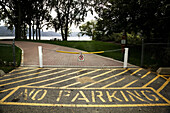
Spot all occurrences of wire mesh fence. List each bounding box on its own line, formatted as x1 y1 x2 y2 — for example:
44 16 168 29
141 39 170 71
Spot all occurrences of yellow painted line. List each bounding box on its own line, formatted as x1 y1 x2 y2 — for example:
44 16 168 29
0 67 28 78
61 82 80 88
0 68 59 87
0 69 71 93
91 69 116 79
141 72 151 79
0 68 40 82
2 85 162 89
157 77 170 93
159 75 170 76
122 80 139 88
0 87 15 93
151 87 170 104
122 71 151 88
81 69 129 88
9 67 28 73
0 102 169 107
130 68 142 75
42 69 101 87
9 68 40 76
159 75 170 82
0 87 20 102
101 77 125 88
61 69 116 88
142 75 160 87
27 69 85 86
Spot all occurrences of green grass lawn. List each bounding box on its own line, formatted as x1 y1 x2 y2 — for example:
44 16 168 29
31 40 142 67
0 43 21 73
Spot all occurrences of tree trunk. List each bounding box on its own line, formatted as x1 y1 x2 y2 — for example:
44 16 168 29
32 20 35 40
36 23 38 40
29 21 31 40
61 29 65 41
15 2 22 40
39 27 41 40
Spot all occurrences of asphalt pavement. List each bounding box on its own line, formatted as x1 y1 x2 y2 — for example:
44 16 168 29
0 67 169 113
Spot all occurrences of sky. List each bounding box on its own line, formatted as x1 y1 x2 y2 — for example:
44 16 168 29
46 9 98 32
0 10 98 33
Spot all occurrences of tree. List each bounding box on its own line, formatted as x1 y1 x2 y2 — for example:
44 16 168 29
79 20 97 40
0 0 24 39
0 0 52 40
50 0 93 41
94 0 170 42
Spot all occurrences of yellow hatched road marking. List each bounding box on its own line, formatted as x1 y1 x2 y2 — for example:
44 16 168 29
142 75 160 87
101 77 125 88
60 69 116 88
61 82 80 88
122 80 139 88
0 69 71 93
91 69 116 79
9 67 28 73
157 77 170 93
27 69 85 86
0 67 29 78
159 75 170 82
0 68 41 82
130 68 142 75
0 68 58 87
42 69 101 87
0 102 169 107
122 72 151 88
81 69 129 88
141 72 151 79
0 87 20 102
9 68 39 76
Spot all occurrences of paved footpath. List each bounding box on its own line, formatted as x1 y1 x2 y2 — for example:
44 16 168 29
0 41 169 113
0 41 132 67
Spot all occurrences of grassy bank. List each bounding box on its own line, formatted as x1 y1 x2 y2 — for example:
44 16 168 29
0 43 21 73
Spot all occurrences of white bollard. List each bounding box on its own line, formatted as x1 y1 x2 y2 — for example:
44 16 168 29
123 48 129 68
38 46 43 68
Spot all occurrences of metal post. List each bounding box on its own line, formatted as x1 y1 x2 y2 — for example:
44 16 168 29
123 48 129 68
12 39 16 66
38 46 43 68
141 39 144 67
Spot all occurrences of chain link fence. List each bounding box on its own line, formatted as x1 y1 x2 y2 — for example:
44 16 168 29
141 39 170 71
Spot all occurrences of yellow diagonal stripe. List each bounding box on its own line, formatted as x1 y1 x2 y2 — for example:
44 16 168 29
122 80 138 88
0 68 58 87
101 77 125 88
130 68 142 75
42 69 101 87
142 75 160 87
27 69 85 86
81 69 129 88
0 69 71 93
61 69 116 88
0 68 40 82
157 77 170 93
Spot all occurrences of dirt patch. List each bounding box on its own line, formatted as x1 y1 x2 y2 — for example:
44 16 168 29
76 77 95 84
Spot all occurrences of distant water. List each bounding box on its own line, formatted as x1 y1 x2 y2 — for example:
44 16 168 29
0 36 92 41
